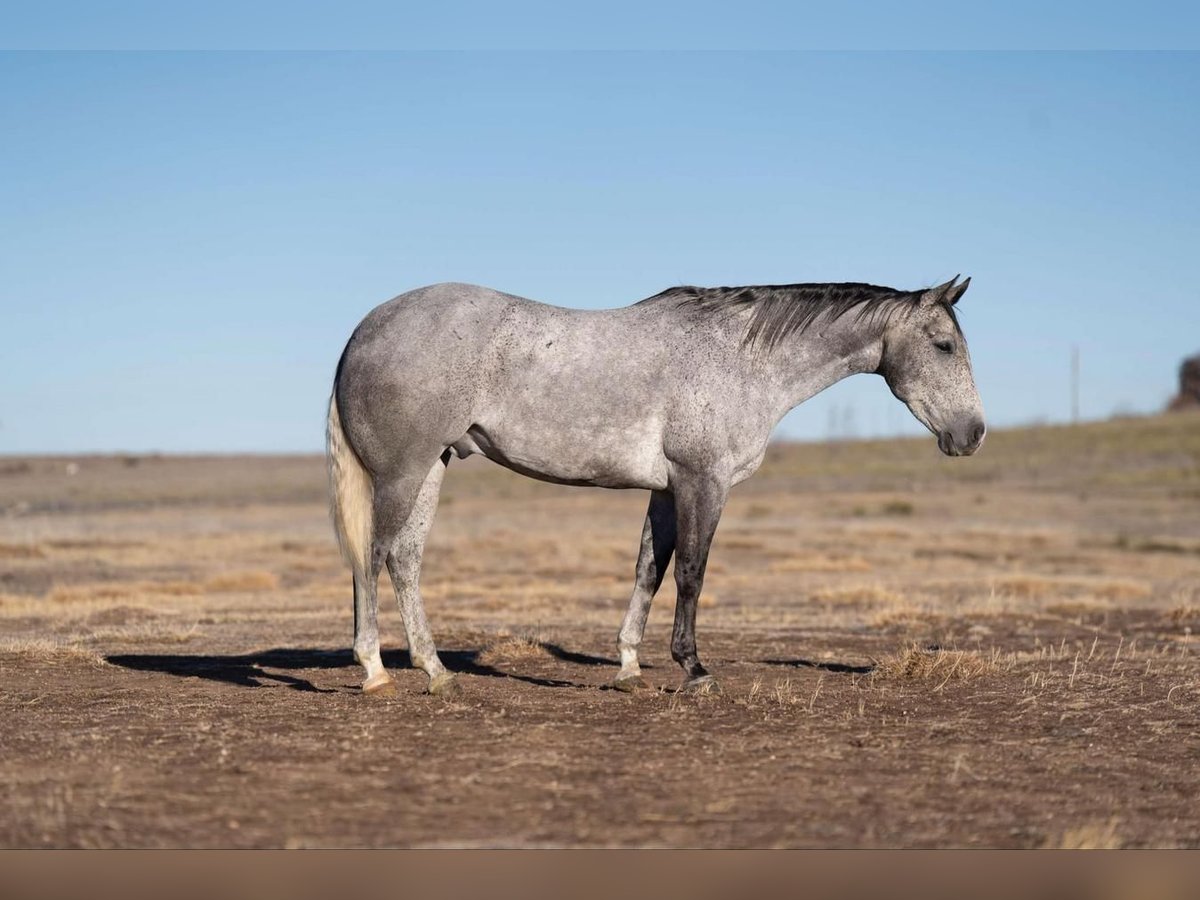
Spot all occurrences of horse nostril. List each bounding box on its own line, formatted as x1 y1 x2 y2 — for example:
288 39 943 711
970 422 986 446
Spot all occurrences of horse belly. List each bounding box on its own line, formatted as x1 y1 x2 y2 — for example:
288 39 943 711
461 417 668 490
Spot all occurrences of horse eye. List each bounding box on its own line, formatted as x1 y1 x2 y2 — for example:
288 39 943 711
934 339 954 354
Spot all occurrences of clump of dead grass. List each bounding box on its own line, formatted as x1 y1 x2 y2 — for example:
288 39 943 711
1170 604 1196 625
0 638 107 667
477 632 552 666
1047 818 1122 850
86 622 202 645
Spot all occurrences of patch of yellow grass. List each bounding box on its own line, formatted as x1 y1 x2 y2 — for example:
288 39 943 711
44 538 143 551
812 584 904 606
203 570 280 593
0 591 36 608
310 580 351 602
770 555 873 574
1048 818 1122 850
991 575 1150 601
722 537 768 552
49 581 201 603
0 638 107 666
1046 599 1118 618
0 542 45 559
1083 580 1152 601
86 622 202 645
871 608 936 629
0 592 190 619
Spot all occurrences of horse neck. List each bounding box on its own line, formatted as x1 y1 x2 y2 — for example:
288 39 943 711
754 313 886 421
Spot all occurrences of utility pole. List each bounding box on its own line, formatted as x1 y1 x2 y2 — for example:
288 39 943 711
1071 345 1080 424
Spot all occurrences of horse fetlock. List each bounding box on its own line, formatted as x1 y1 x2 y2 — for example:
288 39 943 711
676 654 710 681
670 643 697 666
353 641 379 665
618 640 641 666
614 644 646 691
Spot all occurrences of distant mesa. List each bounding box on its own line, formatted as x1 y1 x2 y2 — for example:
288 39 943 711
1167 353 1200 412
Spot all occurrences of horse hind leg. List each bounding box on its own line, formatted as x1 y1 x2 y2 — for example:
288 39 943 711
353 571 395 696
386 451 458 697
352 455 442 696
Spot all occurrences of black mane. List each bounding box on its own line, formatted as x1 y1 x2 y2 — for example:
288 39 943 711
638 282 945 351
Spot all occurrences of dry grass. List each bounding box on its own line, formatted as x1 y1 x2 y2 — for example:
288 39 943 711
48 581 201 603
84 622 203 645
1048 818 1123 850
769 554 873 574
812 583 904 607
44 538 144 551
0 542 45 559
29 571 281 608
879 499 915 516
203 570 280 593
1170 604 1196 625
0 592 186 619
0 638 107 667
990 575 1150 602
476 632 553 666
721 537 768 552
871 644 1013 683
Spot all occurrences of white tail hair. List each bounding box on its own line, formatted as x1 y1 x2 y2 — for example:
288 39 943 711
326 394 373 577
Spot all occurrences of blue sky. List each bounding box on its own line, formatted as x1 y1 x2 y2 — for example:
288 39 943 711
2 50 1198 453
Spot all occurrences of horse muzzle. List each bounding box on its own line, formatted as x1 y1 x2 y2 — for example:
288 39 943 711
938 420 986 457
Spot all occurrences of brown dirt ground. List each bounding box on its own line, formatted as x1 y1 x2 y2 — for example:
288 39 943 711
1 414 1199 847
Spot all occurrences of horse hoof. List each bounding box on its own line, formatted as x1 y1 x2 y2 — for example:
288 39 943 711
612 673 650 693
427 671 460 698
681 674 720 695
362 673 398 696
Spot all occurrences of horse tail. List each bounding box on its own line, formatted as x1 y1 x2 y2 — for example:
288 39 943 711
326 392 373 580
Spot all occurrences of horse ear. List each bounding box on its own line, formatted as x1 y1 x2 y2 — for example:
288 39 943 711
945 276 971 306
924 276 960 305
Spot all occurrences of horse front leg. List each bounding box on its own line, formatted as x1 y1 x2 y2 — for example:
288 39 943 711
614 490 676 691
669 471 729 693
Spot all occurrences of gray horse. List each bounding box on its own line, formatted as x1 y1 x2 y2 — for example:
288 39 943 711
327 277 984 696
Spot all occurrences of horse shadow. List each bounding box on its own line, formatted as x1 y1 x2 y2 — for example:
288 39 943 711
759 657 875 675
106 642 626 693
107 644 869 693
